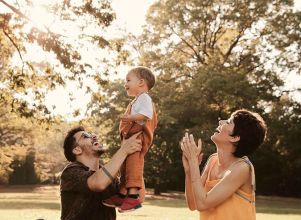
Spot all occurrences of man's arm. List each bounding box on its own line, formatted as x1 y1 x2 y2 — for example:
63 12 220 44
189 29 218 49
87 132 142 191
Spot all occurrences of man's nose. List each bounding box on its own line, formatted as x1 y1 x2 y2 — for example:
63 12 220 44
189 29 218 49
219 120 226 125
91 133 97 139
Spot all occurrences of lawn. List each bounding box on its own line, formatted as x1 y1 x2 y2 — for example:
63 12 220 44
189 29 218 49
0 185 300 220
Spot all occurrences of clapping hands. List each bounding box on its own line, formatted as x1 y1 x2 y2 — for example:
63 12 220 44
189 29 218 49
180 132 204 172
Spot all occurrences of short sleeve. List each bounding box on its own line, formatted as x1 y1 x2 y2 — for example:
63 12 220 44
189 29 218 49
60 166 94 193
132 93 153 119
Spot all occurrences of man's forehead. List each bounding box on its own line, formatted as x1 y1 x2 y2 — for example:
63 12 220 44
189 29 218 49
74 131 84 138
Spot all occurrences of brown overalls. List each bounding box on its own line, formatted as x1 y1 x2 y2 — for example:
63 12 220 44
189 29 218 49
119 99 157 198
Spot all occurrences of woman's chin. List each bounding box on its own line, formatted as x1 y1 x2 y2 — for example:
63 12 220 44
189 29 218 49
211 134 217 143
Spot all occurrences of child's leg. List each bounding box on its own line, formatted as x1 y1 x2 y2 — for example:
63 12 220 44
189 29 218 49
128 187 139 195
118 186 142 212
118 138 146 212
128 187 139 199
138 179 145 203
119 187 128 195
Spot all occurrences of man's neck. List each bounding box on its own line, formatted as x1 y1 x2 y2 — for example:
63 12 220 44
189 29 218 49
77 156 100 170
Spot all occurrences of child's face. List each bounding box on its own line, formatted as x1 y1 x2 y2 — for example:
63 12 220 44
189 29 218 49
124 71 142 96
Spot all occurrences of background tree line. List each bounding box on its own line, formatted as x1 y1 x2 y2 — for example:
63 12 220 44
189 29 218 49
1 0 301 197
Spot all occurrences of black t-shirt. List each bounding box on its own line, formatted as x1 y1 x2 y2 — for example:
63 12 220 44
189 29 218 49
60 161 117 220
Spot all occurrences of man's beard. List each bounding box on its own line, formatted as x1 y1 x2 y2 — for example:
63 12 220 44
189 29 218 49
94 148 106 157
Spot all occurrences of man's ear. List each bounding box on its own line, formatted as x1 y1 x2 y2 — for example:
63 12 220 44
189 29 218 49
72 146 82 156
230 135 240 143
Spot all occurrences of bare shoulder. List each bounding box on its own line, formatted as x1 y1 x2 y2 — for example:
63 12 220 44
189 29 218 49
229 160 251 180
232 160 251 172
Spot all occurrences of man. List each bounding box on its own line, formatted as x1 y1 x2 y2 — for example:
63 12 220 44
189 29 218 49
60 126 142 220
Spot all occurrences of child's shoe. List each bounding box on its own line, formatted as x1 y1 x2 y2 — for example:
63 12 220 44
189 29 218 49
102 194 125 208
118 197 142 213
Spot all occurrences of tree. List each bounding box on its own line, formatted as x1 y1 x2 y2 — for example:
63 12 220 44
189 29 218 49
90 0 301 195
136 0 301 196
0 0 119 118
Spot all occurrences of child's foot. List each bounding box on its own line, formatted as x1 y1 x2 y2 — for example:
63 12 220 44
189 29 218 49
118 197 142 213
102 194 125 208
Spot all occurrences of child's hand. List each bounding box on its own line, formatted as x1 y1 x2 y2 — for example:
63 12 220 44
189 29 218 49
121 114 132 122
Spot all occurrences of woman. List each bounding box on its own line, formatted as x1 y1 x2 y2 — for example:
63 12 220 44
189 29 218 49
181 109 266 220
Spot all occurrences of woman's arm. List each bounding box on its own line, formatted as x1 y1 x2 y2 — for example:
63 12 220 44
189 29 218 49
183 155 196 210
181 139 205 210
182 133 251 211
184 158 209 211
189 158 250 211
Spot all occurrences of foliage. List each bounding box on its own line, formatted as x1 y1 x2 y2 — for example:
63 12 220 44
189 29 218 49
0 0 300 198
0 102 69 184
0 0 126 185
0 0 121 118
89 0 301 196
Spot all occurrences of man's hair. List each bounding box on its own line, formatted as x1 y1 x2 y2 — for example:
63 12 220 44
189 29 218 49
231 109 267 157
129 66 155 90
63 126 85 162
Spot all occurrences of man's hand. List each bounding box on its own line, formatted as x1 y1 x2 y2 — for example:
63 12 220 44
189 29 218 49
121 132 142 155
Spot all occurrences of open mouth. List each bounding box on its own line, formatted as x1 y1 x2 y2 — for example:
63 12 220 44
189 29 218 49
92 141 101 148
215 128 220 133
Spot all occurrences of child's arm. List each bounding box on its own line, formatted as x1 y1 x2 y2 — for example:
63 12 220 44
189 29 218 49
121 113 149 122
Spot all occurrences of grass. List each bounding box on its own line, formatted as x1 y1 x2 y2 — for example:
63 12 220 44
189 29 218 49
0 185 300 220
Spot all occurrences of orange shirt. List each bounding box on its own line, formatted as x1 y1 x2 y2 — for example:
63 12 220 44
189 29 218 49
200 154 256 220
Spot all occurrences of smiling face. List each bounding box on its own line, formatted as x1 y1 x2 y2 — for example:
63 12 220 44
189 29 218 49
124 71 142 97
211 118 237 146
73 131 105 158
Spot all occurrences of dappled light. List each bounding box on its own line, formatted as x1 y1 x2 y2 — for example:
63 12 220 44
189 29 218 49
0 0 301 219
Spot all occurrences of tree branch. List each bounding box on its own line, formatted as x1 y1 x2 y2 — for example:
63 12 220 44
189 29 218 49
223 28 246 64
2 29 25 74
173 45 195 58
0 0 31 21
169 25 204 64
0 0 57 34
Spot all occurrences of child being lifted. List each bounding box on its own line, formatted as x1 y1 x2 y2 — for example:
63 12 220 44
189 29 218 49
103 66 158 213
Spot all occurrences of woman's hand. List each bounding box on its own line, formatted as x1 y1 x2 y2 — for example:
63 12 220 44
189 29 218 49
181 132 203 164
182 153 190 173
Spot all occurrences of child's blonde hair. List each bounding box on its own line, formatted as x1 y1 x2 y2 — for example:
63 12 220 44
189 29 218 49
129 66 155 90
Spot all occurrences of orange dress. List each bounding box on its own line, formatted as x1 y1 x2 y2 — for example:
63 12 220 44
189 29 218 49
200 154 256 220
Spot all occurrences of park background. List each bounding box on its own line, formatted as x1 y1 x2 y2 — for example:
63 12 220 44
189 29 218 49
0 0 301 219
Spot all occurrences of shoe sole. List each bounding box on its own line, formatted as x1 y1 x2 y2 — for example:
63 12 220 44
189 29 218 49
118 204 142 213
102 202 122 208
